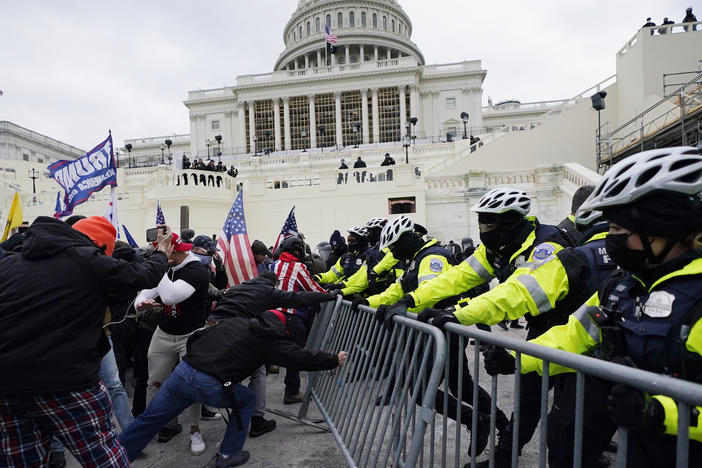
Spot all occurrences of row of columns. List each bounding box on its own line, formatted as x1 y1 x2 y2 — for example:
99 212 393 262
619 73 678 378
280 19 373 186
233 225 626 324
289 45 398 70
238 85 418 152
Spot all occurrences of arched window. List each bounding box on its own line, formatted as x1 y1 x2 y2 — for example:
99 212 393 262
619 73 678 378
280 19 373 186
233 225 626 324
326 14 331 28
315 17 320 32
337 12 343 28
293 30 296 40
391 19 395 32
372 13 377 28
399 23 402 35
350 11 355 27
383 16 387 30
299 26 302 39
307 21 311 35
361 12 366 27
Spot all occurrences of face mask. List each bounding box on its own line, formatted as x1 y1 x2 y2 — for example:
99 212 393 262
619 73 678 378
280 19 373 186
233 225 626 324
605 233 648 275
480 230 505 252
193 252 213 266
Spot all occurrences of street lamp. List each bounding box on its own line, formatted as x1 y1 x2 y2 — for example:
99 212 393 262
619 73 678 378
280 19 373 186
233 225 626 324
206 139 211 159
318 125 326 153
115 150 121 168
165 139 172 161
591 91 607 169
410 117 418 145
214 135 222 162
28 168 38 194
460 112 469 139
160 144 166 164
301 130 307 152
403 134 411 164
253 135 259 156
125 143 133 168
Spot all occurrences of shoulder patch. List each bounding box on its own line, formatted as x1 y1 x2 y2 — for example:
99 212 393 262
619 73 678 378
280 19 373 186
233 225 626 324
429 258 444 273
532 243 556 262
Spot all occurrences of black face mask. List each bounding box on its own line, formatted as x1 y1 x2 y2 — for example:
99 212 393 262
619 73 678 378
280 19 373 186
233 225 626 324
479 218 528 254
605 233 648 276
479 230 503 253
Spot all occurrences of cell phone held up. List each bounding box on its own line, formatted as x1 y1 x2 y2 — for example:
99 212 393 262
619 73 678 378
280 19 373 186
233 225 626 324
146 227 164 242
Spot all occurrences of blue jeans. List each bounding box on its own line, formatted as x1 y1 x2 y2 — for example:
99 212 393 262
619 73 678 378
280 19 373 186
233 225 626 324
118 361 255 461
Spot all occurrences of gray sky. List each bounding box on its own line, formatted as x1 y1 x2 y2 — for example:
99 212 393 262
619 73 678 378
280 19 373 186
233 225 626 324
0 0 693 150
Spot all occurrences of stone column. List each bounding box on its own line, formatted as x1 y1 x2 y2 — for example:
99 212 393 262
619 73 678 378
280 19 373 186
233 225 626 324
360 44 365 62
345 46 350 65
248 101 256 153
273 99 282 151
409 85 419 121
335 91 343 147
305 54 309 69
237 102 247 150
371 87 380 143
283 97 291 150
308 94 317 148
399 85 407 138
374 46 378 61
361 88 370 144
224 110 234 155
317 49 322 67
431 91 440 138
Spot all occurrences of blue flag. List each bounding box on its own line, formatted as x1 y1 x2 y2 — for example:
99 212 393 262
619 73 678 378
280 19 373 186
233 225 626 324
53 192 62 219
48 134 117 217
156 201 165 225
121 225 139 248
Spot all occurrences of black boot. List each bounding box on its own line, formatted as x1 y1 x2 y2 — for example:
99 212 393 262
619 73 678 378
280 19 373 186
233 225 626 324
466 413 490 459
249 415 276 437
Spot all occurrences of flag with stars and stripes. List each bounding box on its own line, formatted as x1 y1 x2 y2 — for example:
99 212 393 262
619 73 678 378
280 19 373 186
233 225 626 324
272 206 298 253
156 201 165 225
325 25 338 44
218 189 257 286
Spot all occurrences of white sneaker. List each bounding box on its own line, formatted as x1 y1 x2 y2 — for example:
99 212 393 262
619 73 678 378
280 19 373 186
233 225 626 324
190 431 206 455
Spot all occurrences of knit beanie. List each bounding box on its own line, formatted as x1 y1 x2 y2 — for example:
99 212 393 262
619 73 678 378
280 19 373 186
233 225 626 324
73 216 117 256
329 230 345 247
251 239 269 256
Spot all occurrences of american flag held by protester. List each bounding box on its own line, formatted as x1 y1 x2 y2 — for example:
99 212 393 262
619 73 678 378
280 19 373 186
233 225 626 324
217 189 258 286
272 206 298 253
156 200 165 225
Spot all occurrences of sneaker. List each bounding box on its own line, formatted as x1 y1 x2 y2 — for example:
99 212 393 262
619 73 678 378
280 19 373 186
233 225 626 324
157 423 182 443
215 451 250 468
283 392 303 404
190 431 206 455
497 320 509 331
201 407 222 420
48 451 66 468
249 416 277 438
267 365 279 374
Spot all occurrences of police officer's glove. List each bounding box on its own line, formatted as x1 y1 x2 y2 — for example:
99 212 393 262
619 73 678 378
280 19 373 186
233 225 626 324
417 307 453 324
431 313 459 331
375 295 414 327
325 282 345 291
483 346 515 376
607 384 664 430
351 295 369 313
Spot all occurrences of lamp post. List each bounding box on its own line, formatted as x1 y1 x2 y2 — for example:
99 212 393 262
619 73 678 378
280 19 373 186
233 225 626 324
403 134 411 164
115 150 121 168
214 135 222 162
253 135 259 156
318 125 326 153
125 143 133 168
301 130 307 152
410 117 418 145
591 91 607 170
28 168 38 194
206 139 211 159
460 112 469 139
165 139 172 163
159 144 165 164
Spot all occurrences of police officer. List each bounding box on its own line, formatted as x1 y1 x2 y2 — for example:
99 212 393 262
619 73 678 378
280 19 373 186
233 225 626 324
315 226 382 289
421 206 616 466
494 147 702 467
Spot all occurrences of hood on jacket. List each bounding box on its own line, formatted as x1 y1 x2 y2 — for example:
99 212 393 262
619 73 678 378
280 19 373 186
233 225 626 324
249 310 289 339
278 251 300 263
21 216 98 260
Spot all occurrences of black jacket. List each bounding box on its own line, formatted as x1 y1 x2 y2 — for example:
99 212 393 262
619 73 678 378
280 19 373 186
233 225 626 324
208 276 333 321
184 312 338 384
0 217 169 396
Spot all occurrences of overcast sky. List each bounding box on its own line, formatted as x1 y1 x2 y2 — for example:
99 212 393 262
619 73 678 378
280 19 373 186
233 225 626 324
0 0 694 150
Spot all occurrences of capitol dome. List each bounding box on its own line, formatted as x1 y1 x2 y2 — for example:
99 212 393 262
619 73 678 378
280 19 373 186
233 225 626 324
275 0 424 71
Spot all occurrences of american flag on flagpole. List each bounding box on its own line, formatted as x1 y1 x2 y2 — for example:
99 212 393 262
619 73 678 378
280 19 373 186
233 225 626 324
218 189 258 286
272 206 298 253
156 201 165 225
53 192 62 219
325 25 338 44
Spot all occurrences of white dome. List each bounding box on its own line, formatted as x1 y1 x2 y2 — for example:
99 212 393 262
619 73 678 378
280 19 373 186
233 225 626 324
276 0 423 71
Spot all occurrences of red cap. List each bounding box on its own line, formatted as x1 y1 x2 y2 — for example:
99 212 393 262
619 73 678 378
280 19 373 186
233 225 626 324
170 232 192 252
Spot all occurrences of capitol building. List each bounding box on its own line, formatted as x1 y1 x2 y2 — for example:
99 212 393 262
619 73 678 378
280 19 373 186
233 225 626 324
1 0 701 246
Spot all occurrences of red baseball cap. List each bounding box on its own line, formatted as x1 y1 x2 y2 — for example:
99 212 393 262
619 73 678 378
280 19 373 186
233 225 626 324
170 232 192 252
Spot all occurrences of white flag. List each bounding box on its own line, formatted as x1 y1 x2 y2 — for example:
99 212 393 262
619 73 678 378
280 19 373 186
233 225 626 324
103 186 120 238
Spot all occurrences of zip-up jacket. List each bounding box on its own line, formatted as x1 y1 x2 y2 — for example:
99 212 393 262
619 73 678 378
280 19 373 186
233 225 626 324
341 248 401 296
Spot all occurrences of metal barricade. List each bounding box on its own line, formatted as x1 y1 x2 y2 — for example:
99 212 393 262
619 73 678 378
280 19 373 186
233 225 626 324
299 298 447 467
440 324 702 468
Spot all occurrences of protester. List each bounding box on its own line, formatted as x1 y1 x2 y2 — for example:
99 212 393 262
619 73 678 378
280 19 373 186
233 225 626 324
0 216 170 468
135 232 211 455
380 153 396 166
251 239 272 274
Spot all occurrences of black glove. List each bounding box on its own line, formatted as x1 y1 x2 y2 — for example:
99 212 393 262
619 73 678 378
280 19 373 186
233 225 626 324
323 292 338 302
432 313 459 330
325 283 344 291
483 346 515 376
375 295 414 328
351 295 369 313
417 308 447 323
607 384 664 430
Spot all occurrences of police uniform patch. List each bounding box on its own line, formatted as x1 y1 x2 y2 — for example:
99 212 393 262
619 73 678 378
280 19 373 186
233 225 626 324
429 258 444 273
532 244 556 262
356 259 363 266
643 291 675 318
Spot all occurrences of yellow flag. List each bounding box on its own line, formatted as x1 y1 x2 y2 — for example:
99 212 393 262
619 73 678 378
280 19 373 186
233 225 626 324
1 192 23 242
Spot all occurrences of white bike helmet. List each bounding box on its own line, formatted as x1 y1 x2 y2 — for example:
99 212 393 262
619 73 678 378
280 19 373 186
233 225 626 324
472 188 531 216
580 147 702 212
347 226 368 238
365 217 388 229
379 216 414 250
574 208 602 228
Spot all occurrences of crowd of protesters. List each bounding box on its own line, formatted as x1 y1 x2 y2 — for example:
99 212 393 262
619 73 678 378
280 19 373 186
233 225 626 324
182 156 238 177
